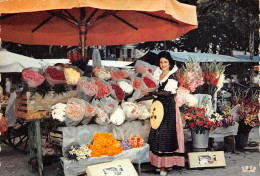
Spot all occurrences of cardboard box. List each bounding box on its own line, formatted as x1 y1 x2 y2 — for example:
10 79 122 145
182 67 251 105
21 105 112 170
86 158 138 176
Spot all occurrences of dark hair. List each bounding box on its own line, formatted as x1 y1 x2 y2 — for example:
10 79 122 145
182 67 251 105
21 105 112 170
54 63 64 67
157 51 175 70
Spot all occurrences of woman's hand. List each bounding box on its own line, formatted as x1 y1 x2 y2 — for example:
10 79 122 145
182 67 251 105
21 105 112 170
142 91 149 95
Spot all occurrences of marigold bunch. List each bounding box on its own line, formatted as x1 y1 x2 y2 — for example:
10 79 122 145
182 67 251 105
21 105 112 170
88 132 123 157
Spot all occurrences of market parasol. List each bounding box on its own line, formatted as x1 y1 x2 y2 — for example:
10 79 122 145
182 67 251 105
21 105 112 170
0 0 197 59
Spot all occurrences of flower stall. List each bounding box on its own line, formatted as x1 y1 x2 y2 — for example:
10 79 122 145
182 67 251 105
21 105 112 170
10 64 156 175
5 55 257 175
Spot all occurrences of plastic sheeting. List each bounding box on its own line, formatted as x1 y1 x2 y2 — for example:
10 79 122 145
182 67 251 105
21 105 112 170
60 144 149 176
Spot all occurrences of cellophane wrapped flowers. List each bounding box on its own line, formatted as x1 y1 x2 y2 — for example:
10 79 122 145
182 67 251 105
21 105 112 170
110 106 125 125
22 68 45 87
66 98 85 122
68 144 91 161
88 132 123 157
111 83 125 101
78 77 96 97
93 66 111 80
118 80 134 95
93 79 111 99
64 67 81 85
128 136 144 148
121 102 140 120
52 103 67 122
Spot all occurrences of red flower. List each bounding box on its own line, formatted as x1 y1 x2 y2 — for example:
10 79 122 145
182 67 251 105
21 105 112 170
189 123 195 129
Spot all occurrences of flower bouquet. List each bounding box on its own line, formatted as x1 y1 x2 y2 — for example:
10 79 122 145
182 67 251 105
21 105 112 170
110 106 126 126
64 66 83 86
233 88 260 131
65 98 85 126
118 79 134 95
128 135 145 148
134 60 154 74
195 62 228 97
88 132 123 157
68 144 92 161
77 77 96 97
22 67 45 87
45 66 66 85
176 60 204 93
141 73 158 92
110 81 125 101
110 67 125 82
91 78 111 99
210 105 235 127
183 106 217 134
93 66 111 80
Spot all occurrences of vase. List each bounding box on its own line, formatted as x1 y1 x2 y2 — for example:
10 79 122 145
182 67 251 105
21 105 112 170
191 130 209 149
236 122 252 147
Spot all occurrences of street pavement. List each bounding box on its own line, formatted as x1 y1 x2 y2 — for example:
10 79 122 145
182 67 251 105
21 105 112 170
0 126 259 176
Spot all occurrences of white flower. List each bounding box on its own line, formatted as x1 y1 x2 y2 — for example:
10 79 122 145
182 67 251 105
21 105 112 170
118 81 133 94
110 106 125 125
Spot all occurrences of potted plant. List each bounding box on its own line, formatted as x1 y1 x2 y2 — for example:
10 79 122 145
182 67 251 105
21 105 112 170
183 106 217 149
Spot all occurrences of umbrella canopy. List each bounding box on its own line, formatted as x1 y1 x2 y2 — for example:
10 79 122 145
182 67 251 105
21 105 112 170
0 50 48 72
151 51 254 62
0 0 197 49
129 51 254 66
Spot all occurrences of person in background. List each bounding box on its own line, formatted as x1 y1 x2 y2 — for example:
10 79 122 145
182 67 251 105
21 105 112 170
54 63 65 67
137 51 184 176
5 77 12 97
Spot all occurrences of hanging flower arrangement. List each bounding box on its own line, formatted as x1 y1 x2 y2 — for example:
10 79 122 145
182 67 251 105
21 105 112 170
88 132 123 157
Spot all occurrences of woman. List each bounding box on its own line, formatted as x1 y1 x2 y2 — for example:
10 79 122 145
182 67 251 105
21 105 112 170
138 51 184 176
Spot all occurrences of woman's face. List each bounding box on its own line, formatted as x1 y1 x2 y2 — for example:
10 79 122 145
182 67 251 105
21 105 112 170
160 57 170 71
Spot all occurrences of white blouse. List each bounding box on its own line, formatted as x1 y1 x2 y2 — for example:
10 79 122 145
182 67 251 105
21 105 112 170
153 65 178 94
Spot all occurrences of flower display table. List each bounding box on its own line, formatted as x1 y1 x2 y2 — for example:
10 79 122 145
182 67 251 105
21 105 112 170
60 120 150 176
60 144 149 176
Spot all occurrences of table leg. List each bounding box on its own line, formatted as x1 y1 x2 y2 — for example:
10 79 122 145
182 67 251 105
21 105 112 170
138 164 141 176
232 135 236 153
35 121 43 176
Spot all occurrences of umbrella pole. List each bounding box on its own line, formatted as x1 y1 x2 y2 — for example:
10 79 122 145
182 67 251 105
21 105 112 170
79 24 87 60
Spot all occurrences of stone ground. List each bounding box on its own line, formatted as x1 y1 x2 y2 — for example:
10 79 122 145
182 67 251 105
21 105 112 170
0 126 259 176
